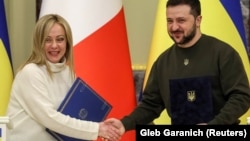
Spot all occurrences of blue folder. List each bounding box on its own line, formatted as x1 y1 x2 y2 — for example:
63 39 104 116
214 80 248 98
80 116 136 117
169 76 214 125
46 77 112 141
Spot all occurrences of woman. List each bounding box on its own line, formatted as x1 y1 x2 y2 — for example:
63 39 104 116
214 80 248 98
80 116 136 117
6 14 120 141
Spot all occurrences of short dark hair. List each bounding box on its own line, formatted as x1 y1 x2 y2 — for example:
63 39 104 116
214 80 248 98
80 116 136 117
166 0 201 18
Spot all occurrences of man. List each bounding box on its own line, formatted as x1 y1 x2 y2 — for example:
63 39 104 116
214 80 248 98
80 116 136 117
107 0 250 134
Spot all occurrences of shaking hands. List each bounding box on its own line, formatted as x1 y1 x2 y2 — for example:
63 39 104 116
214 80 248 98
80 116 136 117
98 118 125 141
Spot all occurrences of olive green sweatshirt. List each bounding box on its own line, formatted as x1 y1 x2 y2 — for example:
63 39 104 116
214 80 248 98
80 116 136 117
122 34 250 130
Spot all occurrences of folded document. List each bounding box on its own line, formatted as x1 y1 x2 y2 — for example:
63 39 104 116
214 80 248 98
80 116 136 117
46 77 112 141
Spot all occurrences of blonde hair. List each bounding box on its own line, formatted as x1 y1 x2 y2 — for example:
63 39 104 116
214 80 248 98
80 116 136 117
19 14 75 79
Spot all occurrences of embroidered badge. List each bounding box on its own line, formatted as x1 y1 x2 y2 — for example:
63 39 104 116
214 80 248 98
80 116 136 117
184 58 189 66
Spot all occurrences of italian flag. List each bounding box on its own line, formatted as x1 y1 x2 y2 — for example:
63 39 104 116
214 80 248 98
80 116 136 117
40 0 136 140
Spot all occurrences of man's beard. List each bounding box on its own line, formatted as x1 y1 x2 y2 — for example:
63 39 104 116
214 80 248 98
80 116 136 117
169 24 196 45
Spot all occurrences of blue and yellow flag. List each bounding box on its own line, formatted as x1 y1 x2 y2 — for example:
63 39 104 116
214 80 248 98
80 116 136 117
144 0 250 124
0 0 13 116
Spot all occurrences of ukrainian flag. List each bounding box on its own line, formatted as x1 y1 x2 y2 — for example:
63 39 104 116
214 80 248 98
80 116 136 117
0 0 13 116
144 0 250 124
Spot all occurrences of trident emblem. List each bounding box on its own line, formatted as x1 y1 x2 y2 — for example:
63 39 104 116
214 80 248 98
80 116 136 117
184 58 189 66
187 90 196 102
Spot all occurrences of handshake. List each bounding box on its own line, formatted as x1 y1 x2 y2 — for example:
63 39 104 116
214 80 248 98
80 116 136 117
98 118 125 141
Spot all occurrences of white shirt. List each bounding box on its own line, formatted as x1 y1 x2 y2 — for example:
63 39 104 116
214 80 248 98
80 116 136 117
6 61 99 141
